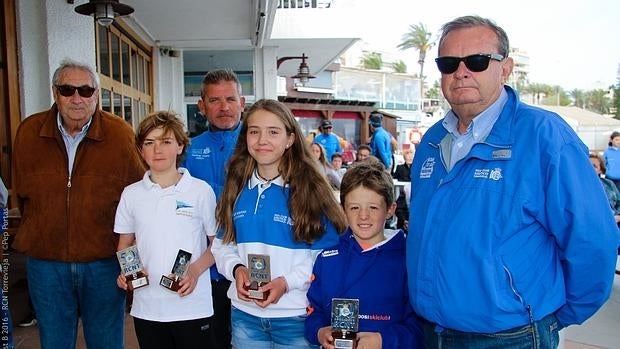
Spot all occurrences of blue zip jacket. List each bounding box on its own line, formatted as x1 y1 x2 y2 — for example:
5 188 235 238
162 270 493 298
407 86 620 333
183 124 241 199
370 127 392 169
306 229 423 348
314 133 342 162
182 123 241 280
603 146 620 180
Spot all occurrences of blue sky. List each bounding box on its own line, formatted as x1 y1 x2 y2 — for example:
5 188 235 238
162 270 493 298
338 0 619 91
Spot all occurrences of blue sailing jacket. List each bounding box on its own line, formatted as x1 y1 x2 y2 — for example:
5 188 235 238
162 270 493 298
407 86 620 333
306 229 423 348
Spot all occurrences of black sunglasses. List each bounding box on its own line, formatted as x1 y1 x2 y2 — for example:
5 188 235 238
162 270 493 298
435 53 504 74
55 84 97 98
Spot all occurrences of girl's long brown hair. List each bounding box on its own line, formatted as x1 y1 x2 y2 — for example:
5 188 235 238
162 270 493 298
216 99 346 244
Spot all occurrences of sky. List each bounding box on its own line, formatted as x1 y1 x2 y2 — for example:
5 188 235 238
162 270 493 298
337 0 620 91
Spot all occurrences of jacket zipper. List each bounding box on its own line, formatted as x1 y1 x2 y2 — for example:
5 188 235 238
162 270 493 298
502 264 526 307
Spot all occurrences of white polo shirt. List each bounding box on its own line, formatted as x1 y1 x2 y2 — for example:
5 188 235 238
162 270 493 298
114 168 217 322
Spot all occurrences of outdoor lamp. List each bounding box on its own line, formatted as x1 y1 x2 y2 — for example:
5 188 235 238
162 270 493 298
277 53 315 86
75 0 134 27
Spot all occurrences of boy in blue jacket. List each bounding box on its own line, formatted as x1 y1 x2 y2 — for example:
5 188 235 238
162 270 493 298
305 161 423 348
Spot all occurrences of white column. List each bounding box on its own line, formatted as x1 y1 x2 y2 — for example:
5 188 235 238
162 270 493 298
17 0 96 118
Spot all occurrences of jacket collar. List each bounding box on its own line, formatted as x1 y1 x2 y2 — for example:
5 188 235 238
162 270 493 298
426 85 519 148
40 104 105 142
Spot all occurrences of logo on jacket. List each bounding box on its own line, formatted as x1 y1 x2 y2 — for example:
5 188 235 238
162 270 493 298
473 168 503 181
176 200 194 217
322 249 339 257
189 147 211 160
419 157 435 179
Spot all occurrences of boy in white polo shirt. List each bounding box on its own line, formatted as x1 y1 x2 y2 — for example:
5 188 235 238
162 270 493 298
114 111 217 348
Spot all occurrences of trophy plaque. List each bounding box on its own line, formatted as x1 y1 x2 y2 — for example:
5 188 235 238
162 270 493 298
116 245 149 290
159 249 192 292
331 298 359 349
244 254 271 300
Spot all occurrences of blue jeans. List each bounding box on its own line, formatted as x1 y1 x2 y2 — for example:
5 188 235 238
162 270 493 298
231 306 317 349
423 313 560 349
27 257 125 349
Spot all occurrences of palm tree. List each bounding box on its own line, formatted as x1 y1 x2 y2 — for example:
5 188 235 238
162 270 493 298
570 89 586 108
391 60 407 74
360 51 383 70
398 23 434 103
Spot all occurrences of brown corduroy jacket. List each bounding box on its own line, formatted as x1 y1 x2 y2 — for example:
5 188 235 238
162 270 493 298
12 105 145 262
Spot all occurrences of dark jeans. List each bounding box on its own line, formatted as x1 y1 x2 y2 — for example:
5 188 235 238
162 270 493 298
134 316 211 349
210 278 232 348
423 313 560 349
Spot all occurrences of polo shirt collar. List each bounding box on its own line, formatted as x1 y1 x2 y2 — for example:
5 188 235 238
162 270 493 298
249 169 284 189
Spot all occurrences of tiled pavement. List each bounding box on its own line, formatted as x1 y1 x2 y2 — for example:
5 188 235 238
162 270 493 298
7 251 620 349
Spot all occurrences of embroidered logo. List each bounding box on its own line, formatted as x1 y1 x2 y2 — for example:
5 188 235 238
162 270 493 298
473 168 503 181
473 169 490 178
233 210 247 220
175 200 194 217
189 147 211 160
419 157 435 179
489 168 503 181
322 249 339 257
273 214 294 226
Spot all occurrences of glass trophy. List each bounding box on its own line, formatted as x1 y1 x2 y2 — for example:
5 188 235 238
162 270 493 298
159 249 192 292
244 254 271 300
116 245 149 290
331 298 359 349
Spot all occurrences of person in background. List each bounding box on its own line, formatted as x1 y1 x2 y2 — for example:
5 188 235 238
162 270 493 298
0 176 7 208
12 59 145 348
368 112 393 170
392 148 414 232
589 153 620 224
331 152 347 179
603 131 620 192
407 15 619 348
115 111 217 348
311 142 342 189
313 120 342 162
182 69 245 348
305 161 423 349
211 99 346 349
356 144 372 162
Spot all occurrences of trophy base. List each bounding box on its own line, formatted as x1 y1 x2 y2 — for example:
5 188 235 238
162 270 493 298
159 275 181 292
244 281 269 300
332 330 357 349
127 272 149 290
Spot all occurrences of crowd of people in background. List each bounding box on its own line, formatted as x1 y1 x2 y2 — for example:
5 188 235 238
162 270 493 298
5 14 620 349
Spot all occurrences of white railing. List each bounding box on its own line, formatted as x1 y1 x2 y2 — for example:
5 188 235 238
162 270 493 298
277 0 332 9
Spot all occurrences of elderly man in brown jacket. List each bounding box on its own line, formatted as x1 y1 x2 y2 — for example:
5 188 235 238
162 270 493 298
12 59 144 349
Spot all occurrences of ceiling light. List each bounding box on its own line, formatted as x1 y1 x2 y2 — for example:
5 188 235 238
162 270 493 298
75 0 134 27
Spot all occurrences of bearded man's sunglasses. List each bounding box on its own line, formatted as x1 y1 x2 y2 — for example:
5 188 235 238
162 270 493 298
55 85 97 98
435 53 504 74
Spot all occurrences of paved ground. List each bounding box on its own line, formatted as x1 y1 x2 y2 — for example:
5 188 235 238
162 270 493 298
562 258 620 349
6 251 620 348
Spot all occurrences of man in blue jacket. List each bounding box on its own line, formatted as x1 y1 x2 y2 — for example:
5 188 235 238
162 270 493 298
368 112 392 170
313 120 342 162
407 15 620 348
183 69 244 349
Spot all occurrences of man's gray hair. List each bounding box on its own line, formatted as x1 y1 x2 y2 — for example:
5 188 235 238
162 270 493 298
438 15 510 57
201 69 242 98
52 59 100 89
